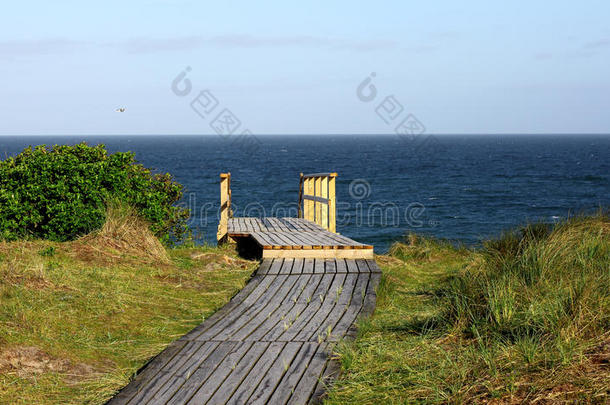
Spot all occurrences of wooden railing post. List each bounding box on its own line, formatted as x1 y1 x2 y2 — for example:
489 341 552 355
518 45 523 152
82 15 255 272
217 172 231 243
321 176 329 229
298 173 304 218
305 177 314 222
314 176 321 225
328 173 336 233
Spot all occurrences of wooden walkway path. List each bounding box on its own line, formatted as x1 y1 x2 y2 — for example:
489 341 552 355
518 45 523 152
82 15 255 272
109 257 380 405
109 173 381 404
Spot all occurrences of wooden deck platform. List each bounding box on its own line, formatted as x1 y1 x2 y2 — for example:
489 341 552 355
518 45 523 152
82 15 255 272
228 218 374 259
108 258 381 405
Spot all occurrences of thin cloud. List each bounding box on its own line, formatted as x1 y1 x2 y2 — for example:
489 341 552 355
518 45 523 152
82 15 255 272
0 35 397 57
0 39 86 57
121 36 205 53
121 35 397 53
583 38 610 49
534 37 610 60
533 52 553 60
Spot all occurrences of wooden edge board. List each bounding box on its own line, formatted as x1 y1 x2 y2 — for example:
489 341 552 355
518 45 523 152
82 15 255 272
262 249 374 259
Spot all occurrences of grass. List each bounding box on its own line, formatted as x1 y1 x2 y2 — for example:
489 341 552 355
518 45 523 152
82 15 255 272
326 214 610 404
0 204 257 404
1 207 608 404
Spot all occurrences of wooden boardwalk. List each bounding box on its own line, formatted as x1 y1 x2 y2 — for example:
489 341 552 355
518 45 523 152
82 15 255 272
109 257 381 405
109 173 381 404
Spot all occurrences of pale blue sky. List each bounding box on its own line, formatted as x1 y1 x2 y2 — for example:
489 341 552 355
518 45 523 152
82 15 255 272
1 0 609 135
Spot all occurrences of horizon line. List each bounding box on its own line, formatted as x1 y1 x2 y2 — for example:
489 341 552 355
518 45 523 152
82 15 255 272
1 133 610 137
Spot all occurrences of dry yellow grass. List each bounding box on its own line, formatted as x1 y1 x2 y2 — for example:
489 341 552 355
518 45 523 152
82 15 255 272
71 202 170 265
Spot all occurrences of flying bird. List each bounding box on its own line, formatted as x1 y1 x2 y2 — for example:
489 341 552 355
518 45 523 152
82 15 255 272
115 107 126 113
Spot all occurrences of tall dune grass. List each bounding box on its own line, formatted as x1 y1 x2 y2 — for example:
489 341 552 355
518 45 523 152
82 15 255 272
443 214 609 347
327 214 609 403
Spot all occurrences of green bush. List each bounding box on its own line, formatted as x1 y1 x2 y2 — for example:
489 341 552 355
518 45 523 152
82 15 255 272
0 143 189 244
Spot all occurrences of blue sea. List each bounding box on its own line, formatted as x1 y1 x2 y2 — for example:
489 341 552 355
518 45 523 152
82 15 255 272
1 135 608 252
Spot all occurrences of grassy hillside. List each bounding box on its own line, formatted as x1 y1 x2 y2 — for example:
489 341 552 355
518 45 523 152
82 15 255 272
0 205 257 404
326 215 609 404
1 210 608 404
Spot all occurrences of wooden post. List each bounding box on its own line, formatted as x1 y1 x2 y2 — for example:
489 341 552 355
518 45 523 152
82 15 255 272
328 173 337 233
298 173 304 218
321 176 328 229
314 176 321 226
305 178 314 222
217 172 231 243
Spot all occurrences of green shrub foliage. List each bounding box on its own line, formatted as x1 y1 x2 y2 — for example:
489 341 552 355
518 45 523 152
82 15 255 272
0 143 189 243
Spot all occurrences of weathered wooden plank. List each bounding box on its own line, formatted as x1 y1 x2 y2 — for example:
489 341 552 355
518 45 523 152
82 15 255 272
266 342 319 403
225 273 303 341
269 232 297 248
279 258 295 274
165 342 237 405
194 275 280 341
250 232 273 248
255 259 273 276
290 258 304 275
260 273 324 342
314 259 325 274
275 274 335 342
325 259 337 274
288 343 331 404
308 347 341 404
277 217 297 231
178 274 265 342
267 258 285 274
225 342 285 405
302 258 314 274
209 274 293 341
268 217 291 232
246 342 303 405
335 259 348 274
282 217 308 231
345 259 359 274
294 273 347 342
310 273 358 342
330 273 370 340
183 342 253 404
243 273 313 342
259 217 272 232
107 341 187 405
309 231 343 247
289 232 320 248
252 218 264 232
343 273 379 342
147 341 220 404
287 218 312 233
356 259 371 274
125 340 204 404
285 231 324 248
365 259 383 273
360 272 381 319
274 232 302 248
260 232 282 247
